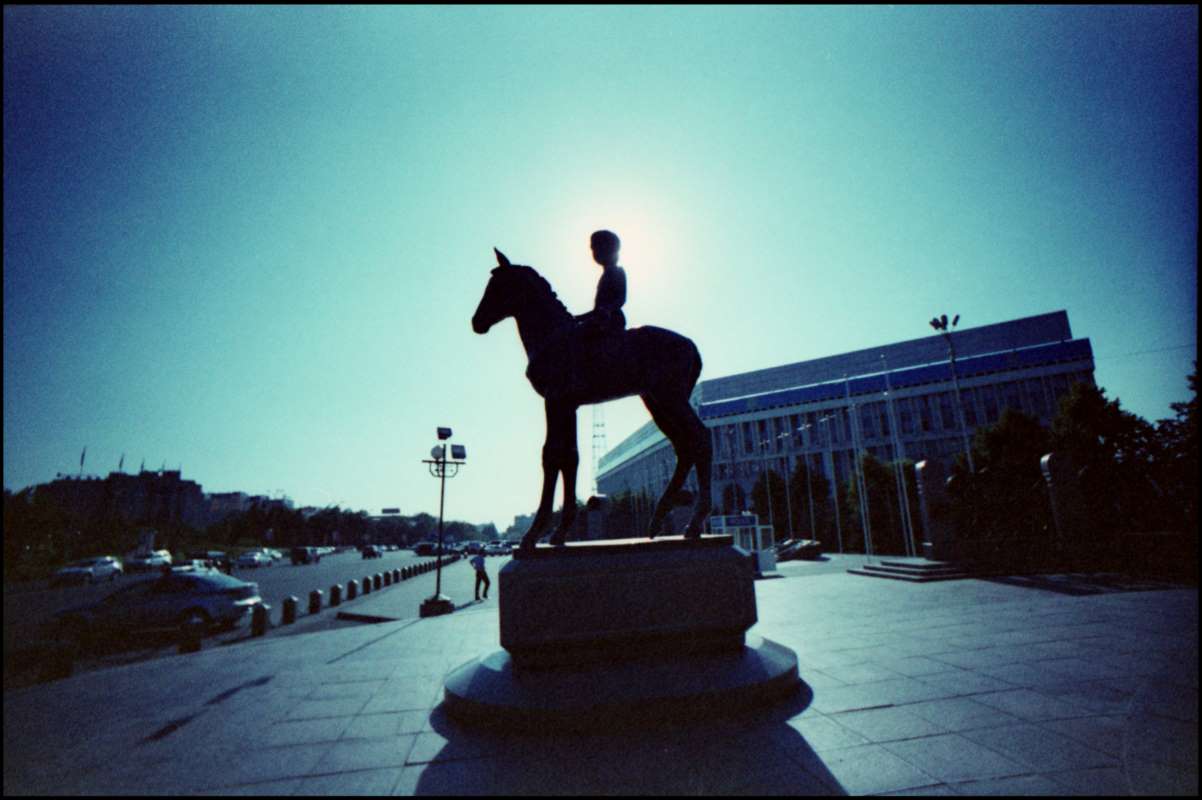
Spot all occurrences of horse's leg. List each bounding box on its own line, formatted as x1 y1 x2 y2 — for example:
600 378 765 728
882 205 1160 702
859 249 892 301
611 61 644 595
548 403 579 546
520 400 565 550
641 393 695 539
681 404 714 538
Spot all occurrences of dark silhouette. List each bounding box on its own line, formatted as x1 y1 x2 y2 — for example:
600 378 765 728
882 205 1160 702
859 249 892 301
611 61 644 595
574 229 627 335
472 247 712 550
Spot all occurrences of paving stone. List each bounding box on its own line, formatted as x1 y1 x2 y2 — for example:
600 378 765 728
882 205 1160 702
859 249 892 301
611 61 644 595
960 722 1119 772
816 743 941 795
948 773 1069 795
829 705 947 743
785 713 872 752
1042 766 1132 796
970 688 1096 722
292 767 404 795
881 733 1027 783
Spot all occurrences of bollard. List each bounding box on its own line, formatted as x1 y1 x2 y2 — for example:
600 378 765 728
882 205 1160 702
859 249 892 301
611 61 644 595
179 615 205 654
373 573 382 591
347 579 358 600
282 595 299 625
402 566 410 580
309 589 323 615
252 603 270 636
330 584 342 607
362 576 372 595
392 568 400 583
383 571 391 587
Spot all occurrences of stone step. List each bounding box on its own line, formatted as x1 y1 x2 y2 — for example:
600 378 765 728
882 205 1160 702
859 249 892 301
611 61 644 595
847 563 976 582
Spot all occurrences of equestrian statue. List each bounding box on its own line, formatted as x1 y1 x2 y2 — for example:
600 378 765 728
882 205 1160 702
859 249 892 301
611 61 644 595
472 238 712 551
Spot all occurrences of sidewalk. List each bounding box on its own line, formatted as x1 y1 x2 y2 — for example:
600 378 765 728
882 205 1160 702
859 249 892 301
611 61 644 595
4 555 1196 795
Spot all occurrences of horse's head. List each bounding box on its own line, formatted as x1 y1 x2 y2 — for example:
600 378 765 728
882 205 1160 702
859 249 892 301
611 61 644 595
471 248 521 334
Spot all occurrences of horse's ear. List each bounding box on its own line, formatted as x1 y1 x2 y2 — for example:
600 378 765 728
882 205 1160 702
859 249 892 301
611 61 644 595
494 248 512 268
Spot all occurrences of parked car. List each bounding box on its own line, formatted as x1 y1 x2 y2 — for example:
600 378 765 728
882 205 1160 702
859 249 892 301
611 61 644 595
290 546 321 565
187 551 232 573
50 556 123 587
50 571 263 649
464 541 484 555
171 559 216 574
361 545 381 559
412 541 439 556
484 540 513 556
125 550 173 573
235 551 269 569
775 538 823 561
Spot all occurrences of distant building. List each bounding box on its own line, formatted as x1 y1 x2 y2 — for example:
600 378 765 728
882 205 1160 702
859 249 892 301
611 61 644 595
206 491 251 523
37 469 207 531
597 310 1096 517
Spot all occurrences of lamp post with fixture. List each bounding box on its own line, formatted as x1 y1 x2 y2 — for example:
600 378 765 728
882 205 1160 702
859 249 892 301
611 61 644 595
420 427 466 618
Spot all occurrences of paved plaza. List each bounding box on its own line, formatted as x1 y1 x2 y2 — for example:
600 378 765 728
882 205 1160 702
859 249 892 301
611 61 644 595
3 555 1197 795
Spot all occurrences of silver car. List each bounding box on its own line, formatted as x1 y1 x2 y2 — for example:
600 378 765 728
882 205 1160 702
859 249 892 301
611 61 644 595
50 556 123 586
52 571 263 648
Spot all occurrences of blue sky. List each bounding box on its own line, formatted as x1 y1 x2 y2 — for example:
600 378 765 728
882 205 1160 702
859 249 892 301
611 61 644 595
4 6 1197 529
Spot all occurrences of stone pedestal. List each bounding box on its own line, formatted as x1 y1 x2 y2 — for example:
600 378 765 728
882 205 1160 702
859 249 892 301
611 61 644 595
443 535 799 730
420 594 455 618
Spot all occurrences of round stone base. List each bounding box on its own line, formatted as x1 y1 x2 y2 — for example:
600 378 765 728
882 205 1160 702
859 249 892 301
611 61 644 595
443 635 799 731
420 595 455 618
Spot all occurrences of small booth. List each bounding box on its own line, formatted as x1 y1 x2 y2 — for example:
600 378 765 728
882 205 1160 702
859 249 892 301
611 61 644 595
709 513 777 577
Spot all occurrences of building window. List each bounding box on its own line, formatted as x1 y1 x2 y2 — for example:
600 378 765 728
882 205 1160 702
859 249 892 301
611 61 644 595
938 393 957 430
791 414 804 448
899 403 915 435
918 397 934 432
859 406 876 440
961 388 979 427
741 422 755 455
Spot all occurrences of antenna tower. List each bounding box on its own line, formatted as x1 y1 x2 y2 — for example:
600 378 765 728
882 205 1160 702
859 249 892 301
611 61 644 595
591 403 608 497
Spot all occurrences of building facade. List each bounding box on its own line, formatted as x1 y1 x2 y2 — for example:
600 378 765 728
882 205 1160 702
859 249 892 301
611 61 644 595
37 469 208 531
597 311 1095 524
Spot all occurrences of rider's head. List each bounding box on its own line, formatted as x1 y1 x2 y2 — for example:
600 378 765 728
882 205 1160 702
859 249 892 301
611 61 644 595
590 230 620 268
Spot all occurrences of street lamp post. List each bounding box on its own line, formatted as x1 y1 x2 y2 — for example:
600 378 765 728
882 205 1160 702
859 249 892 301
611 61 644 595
777 431 794 539
929 313 975 473
881 353 918 557
420 427 466 618
757 439 776 537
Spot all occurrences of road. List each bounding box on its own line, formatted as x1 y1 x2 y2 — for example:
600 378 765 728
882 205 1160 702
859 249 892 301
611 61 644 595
2 548 497 689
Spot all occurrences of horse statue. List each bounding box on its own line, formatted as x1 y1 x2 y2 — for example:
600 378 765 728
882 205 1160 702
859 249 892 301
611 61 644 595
472 248 712 550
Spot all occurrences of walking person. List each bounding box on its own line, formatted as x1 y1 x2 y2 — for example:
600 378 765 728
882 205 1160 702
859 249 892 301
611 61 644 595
471 551 490 601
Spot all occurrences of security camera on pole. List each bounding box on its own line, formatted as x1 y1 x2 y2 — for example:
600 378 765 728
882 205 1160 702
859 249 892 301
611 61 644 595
420 427 466 618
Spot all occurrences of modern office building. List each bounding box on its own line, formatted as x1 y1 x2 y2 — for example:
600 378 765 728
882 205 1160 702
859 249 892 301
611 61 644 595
596 311 1096 520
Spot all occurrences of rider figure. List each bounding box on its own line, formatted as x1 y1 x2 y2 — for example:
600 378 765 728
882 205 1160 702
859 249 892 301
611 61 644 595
575 230 626 336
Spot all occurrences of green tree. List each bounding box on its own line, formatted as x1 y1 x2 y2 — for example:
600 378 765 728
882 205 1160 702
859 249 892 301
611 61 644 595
1152 364 1199 532
945 409 1054 557
1049 381 1160 535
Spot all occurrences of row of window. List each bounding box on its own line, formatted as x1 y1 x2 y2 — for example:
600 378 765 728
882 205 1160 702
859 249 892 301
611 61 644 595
708 371 1091 460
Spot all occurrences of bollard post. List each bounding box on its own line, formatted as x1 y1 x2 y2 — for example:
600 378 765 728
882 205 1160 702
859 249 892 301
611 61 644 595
347 579 358 600
383 571 392 587
252 603 270 637
392 568 400 583
309 589 323 615
362 576 372 595
373 573 382 591
282 595 298 625
330 584 343 607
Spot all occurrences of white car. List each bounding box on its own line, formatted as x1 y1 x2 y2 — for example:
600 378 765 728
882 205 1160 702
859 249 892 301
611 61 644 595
126 550 173 573
51 556 123 586
235 551 269 569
